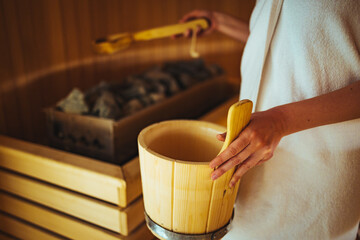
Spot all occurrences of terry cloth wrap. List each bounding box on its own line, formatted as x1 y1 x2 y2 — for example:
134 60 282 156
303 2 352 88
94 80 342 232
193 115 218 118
226 0 360 239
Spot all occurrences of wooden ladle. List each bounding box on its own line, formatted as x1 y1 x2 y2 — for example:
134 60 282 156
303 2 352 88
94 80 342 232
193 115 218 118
93 19 209 56
218 99 253 155
206 99 253 232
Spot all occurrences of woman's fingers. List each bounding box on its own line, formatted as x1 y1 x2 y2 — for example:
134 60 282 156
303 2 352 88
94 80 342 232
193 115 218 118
216 132 226 141
211 143 255 180
181 24 206 38
184 29 192 38
208 109 286 185
209 133 250 169
229 152 264 187
174 10 214 39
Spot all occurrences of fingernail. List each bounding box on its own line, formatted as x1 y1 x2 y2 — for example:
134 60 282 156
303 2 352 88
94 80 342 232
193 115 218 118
211 174 218 180
229 181 235 188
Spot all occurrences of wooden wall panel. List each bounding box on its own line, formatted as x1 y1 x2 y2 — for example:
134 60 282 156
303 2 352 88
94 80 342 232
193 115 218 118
0 0 27 139
0 0 255 144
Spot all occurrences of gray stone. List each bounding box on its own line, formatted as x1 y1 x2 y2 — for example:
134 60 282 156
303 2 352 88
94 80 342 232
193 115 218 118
178 73 197 88
120 76 148 99
91 91 123 119
57 88 89 114
145 68 180 95
149 92 166 103
123 98 144 116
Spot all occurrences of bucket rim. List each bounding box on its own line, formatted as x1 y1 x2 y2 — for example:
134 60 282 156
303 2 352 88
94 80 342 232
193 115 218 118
137 119 226 165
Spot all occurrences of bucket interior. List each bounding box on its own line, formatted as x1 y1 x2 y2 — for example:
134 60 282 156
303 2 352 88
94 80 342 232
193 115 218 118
141 121 224 162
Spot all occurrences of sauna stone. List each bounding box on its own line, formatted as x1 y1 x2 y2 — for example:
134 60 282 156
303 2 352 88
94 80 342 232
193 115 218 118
56 59 224 120
144 68 179 95
123 98 144 116
57 88 89 114
91 91 123 119
85 81 115 108
120 77 148 99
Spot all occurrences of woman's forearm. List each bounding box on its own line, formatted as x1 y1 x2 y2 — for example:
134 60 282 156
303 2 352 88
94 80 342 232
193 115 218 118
210 81 360 185
276 81 360 136
213 12 250 42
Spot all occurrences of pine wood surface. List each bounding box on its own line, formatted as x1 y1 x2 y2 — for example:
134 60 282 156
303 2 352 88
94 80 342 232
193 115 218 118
139 148 174 230
0 212 66 240
0 0 255 144
0 231 16 240
0 168 144 235
172 161 213 233
0 191 153 240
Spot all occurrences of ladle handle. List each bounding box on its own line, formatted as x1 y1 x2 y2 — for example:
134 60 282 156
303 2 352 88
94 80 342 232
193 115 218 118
133 19 209 41
218 100 253 155
93 19 209 54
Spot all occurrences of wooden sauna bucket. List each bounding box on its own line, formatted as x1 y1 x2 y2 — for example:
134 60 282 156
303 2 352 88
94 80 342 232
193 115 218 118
138 120 240 236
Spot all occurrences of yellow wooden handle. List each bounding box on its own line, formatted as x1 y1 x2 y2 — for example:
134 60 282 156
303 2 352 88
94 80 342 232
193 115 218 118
218 99 253 154
133 19 209 41
93 19 209 54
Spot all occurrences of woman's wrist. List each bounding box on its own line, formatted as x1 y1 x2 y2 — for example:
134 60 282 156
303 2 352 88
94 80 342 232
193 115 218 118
271 106 293 137
211 11 223 31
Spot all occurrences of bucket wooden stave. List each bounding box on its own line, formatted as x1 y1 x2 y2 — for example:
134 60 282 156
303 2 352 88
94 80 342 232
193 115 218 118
138 120 240 235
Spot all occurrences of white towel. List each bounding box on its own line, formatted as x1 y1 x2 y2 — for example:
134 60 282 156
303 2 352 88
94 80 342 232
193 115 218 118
226 0 360 239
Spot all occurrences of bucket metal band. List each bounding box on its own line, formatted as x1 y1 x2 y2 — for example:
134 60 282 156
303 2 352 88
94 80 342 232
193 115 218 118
145 211 234 240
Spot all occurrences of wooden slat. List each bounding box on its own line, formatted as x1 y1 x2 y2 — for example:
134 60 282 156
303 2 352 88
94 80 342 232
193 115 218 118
12 0 44 141
139 149 174 230
122 157 143 209
74 0 98 89
172 162 213 233
0 191 153 240
0 168 144 235
0 0 25 139
0 135 143 207
0 231 16 240
0 212 65 240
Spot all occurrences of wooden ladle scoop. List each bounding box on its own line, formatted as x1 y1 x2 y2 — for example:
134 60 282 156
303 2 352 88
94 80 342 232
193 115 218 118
218 99 253 155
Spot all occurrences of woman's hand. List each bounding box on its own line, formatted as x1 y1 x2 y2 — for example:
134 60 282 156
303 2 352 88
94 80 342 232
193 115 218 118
210 107 287 187
174 10 218 38
177 10 250 42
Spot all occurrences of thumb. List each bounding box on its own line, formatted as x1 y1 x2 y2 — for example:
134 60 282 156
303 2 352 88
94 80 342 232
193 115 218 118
216 132 226 141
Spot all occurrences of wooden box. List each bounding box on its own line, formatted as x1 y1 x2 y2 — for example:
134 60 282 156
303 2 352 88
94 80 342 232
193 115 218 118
45 77 233 165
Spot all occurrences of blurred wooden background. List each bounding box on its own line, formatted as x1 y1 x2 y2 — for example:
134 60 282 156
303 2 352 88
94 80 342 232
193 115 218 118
0 0 255 144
